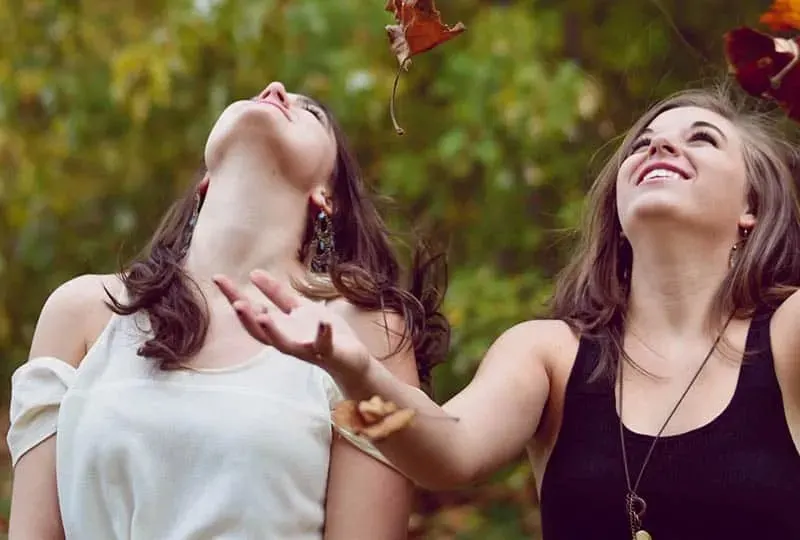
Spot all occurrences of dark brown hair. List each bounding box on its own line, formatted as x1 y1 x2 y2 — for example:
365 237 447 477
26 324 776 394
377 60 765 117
106 101 450 392
550 84 800 379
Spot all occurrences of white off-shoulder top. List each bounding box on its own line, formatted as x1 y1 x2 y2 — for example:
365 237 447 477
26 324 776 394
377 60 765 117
7 305 385 539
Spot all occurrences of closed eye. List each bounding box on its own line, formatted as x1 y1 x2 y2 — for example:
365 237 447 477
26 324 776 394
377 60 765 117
689 129 718 147
301 101 326 125
630 137 651 153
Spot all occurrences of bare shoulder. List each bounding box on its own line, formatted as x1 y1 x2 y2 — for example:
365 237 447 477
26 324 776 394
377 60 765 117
327 298 419 385
771 290 800 368
30 273 121 366
771 289 800 392
772 289 800 349
326 298 405 335
481 318 578 374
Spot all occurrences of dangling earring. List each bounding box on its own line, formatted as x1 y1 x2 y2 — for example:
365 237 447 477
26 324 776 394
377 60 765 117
178 191 202 260
619 236 631 284
729 227 751 268
310 209 335 273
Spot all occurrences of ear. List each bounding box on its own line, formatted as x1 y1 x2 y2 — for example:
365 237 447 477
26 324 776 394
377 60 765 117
309 186 333 215
738 211 756 232
198 175 210 196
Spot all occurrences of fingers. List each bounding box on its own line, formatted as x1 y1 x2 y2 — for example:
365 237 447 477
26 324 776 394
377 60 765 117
249 269 302 313
231 300 273 346
213 275 269 343
314 321 334 360
254 312 307 359
213 274 245 305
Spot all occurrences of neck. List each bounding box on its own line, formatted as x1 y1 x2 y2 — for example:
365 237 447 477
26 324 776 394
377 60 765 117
185 148 309 288
626 225 733 338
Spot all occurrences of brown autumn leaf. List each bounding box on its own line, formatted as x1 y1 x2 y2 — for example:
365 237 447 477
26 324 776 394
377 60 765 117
359 394 399 423
362 408 416 441
760 0 800 32
724 26 800 121
332 395 416 441
384 0 466 67
383 0 466 135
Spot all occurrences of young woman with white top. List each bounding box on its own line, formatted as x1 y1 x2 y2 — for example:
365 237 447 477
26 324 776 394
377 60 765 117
7 81 449 540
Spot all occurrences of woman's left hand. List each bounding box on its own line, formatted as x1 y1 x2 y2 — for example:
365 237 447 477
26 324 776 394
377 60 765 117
213 270 371 380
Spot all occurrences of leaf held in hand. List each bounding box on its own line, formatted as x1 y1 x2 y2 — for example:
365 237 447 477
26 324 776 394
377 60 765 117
384 0 466 134
724 27 800 121
760 0 800 32
332 395 416 441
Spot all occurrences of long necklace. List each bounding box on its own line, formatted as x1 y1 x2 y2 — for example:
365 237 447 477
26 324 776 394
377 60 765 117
617 314 733 540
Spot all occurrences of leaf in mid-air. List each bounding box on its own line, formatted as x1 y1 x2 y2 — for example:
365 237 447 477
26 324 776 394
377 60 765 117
384 0 466 134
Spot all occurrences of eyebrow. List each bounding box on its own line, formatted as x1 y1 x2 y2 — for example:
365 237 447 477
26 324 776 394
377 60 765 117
639 120 727 142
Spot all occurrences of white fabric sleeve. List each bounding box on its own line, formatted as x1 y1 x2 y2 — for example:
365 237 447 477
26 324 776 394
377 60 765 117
7 357 77 467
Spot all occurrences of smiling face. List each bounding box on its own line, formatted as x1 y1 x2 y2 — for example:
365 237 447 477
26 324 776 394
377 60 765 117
616 106 755 240
204 81 337 194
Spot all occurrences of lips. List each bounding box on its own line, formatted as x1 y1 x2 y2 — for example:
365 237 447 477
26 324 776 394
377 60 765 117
636 162 691 185
253 98 291 120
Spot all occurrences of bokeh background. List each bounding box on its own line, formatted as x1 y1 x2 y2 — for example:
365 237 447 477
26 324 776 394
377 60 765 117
0 0 774 537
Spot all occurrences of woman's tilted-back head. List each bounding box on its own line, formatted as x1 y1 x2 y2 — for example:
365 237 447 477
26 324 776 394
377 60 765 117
108 81 450 391
204 82 337 194
551 83 800 377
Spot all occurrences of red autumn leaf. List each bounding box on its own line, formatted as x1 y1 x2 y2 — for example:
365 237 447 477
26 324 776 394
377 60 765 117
760 0 800 32
384 0 466 67
724 26 800 121
383 0 466 135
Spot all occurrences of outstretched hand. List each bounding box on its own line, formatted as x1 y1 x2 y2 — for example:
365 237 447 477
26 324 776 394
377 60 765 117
213 270 371 380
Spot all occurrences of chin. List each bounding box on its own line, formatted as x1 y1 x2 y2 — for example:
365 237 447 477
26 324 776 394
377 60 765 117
620 194 688 227
204 102 284 169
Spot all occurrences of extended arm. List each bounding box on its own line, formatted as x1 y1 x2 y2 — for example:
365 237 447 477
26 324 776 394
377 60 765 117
215 271 555 491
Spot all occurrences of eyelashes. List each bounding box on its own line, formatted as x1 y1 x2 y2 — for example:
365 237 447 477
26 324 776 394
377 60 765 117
301 102 325 123
689 130 718 146
629 129 719 154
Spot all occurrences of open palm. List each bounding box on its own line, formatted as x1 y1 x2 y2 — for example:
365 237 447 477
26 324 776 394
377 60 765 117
214 270 370 378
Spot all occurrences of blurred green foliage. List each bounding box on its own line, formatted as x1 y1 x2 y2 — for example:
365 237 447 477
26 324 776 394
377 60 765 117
0 0 769 537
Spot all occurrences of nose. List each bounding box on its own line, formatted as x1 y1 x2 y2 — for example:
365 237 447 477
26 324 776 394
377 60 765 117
259 82 289 106
648 134 679 157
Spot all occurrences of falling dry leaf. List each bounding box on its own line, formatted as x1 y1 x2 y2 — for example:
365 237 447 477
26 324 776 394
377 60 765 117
724 27 800 121
384 0 466 134
332 395 416 441
385 0 466 66
760 0 800 32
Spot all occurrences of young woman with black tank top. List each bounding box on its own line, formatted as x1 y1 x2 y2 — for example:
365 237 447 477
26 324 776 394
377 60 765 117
217 85 800 539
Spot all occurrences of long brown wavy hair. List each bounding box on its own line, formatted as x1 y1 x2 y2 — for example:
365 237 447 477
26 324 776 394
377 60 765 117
106 100 450 393
551 84 800 380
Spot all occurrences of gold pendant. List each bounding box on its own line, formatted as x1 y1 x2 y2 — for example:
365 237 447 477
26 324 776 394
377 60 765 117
635 530 652 540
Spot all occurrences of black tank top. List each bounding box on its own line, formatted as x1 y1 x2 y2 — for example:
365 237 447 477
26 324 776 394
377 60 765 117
539 307 800 539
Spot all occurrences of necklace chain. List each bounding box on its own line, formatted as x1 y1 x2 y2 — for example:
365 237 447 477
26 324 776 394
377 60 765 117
617 313 734 537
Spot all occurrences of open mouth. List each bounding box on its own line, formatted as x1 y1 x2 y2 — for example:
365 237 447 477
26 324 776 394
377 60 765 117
637 163 690 185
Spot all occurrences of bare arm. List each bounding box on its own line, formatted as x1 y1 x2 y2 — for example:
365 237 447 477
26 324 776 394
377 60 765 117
215 270 554 491
324 304 418 540
772 289 800 417
336 319 553 490
9 275 107 540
